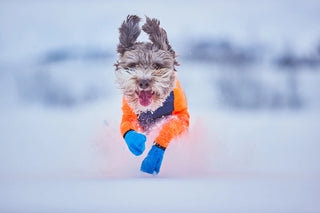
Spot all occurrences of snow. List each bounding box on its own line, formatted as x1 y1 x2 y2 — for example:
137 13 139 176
1 0 320 212
1 97 320 212
2 178 319 213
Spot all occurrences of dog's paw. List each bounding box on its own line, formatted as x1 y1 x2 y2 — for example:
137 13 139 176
124 130 146 156
140 144 165 175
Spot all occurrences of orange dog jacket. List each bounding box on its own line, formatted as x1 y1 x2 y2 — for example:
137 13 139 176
120 80 190 148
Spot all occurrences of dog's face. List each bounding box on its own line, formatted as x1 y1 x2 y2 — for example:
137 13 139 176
115 15 179 113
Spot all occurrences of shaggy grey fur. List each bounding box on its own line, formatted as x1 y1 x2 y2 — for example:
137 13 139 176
115 15 178 113
117 15 142 55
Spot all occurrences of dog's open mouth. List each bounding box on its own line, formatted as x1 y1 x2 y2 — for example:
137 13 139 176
138 90 153 106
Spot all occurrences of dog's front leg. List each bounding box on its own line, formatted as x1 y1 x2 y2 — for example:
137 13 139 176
141 111 189 175
120 97 147 156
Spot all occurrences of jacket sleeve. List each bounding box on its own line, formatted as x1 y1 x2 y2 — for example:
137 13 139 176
120 97 141 137
154 81 190 148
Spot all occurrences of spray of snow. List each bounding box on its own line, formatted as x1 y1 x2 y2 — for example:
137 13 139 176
92 117 216 178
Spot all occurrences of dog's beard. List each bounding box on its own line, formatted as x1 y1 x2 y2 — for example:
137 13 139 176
115 67 176 114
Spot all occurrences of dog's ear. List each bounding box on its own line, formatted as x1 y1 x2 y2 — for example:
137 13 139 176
117 15 141 55
142 16 177 60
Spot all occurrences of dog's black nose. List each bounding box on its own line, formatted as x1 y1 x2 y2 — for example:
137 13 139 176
139 79 150 89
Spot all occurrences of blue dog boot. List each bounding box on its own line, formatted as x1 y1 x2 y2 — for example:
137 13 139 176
141 144 165 175
124 130 146 156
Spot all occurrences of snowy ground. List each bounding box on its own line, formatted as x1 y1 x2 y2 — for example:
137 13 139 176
1 177 319 213
1 0 320 212
1 100 320 212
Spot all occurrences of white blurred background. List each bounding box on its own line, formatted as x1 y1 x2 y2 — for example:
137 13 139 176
1 0 320 212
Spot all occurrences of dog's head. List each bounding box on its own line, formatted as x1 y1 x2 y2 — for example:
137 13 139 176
115 15 179 113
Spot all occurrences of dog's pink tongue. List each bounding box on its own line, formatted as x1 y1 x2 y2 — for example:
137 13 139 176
139 91 152 106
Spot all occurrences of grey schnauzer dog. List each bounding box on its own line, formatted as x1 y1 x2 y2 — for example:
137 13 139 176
114 15 189 175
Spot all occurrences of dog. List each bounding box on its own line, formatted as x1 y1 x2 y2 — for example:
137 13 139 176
114 15 189 175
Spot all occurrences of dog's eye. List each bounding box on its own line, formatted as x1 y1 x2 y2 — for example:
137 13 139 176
152 63 163 70
127 63 136 69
